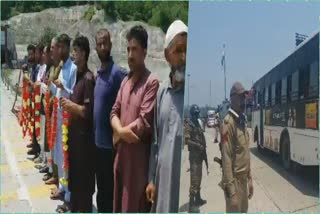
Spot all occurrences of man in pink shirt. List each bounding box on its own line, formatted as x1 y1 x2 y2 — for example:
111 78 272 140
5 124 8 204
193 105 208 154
110 25 159 212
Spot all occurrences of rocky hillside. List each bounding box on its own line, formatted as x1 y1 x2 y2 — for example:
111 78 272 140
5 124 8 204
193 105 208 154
5 5 170 82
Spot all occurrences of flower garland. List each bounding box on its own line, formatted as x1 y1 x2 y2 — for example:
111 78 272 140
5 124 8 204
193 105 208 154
34 84 41 141
60 110 70 186
45 90 52 149
49 97 59 150
29 84 36 140
21 80 29 138
21 80 33 140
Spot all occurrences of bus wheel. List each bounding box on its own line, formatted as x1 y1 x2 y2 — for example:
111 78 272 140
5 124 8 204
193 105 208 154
281 135 291 170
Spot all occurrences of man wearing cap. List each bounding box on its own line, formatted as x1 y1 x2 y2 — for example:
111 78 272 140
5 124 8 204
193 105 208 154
145 20 187 212
220 81 254 212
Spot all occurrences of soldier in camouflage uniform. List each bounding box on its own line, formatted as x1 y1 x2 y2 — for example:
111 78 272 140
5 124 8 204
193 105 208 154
184 104 207 212
220 82 254 212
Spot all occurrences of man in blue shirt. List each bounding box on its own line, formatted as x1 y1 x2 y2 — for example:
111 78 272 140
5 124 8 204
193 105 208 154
94 28 126 212
48 34 77 213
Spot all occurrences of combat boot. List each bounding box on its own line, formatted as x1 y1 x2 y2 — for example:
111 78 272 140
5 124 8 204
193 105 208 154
194 192 207 206
188 194 198 213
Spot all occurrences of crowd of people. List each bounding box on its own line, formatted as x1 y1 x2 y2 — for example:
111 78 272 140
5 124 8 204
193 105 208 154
20 20 188 213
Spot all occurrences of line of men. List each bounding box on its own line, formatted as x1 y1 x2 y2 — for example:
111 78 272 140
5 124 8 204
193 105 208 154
21 20 188 213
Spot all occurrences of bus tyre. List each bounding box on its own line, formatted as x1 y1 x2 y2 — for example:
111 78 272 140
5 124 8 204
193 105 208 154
281 135 291 170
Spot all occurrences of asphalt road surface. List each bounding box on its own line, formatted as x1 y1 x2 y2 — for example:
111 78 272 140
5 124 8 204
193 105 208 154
0 84 98 212
1 81 319 212
179 127 319 212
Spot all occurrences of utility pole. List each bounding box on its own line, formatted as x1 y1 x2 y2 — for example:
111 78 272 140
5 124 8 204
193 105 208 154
223 44 226 101
210 80 212 107
188 73 190 107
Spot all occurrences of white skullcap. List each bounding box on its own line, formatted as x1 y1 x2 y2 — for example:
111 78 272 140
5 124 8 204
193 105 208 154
164 20 188 49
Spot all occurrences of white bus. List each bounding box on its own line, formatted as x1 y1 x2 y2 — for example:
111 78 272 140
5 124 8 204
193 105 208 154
251 32 319 170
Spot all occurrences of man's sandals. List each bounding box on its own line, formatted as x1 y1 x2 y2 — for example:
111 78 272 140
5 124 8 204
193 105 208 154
56 202 71 213
50 188 64 200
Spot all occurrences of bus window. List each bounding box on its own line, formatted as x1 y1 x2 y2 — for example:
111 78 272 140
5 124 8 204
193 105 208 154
268 85 272 106
287 75 292 102
291 71 299 101
262 88 265 107
309 61 318 98
276 80 281 105
281 77 287 104
299 67 310 99
255 90 259 108
265 87 269 107
271 83 276 106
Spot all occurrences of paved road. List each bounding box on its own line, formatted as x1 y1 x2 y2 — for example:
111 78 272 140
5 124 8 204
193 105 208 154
0 84 98 212
179 127 319 212
1 81 319 212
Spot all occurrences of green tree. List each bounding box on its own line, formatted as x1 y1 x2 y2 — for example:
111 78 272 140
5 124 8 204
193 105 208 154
1 1 189 33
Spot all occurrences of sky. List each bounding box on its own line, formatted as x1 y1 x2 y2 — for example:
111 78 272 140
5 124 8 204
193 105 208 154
185 1 320 107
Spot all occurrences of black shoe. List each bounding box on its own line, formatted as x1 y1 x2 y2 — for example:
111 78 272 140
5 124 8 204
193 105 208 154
43 173 52 181
189 195 197 213
27 147 40 156
27 153 39 161
35 164 43 169
39 166 49 173
34 156 44 164
26 143 34 148
214 138 219 143
194 192 207 206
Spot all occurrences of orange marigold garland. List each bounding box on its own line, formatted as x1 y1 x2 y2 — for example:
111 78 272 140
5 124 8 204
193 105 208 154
29 84 36 140
34 84 41 141
25 82 33 140
21 79 29 138
45 90 52 149
49 97 59 150
60 110 70 186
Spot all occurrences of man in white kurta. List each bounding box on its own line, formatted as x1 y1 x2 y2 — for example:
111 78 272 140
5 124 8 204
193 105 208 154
146 20 188 213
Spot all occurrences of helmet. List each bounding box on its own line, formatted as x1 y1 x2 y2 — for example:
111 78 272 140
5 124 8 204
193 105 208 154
190 104 200 117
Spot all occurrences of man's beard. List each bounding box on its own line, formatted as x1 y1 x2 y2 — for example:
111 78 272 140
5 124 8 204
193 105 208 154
171 65 185 82
98 50 111 62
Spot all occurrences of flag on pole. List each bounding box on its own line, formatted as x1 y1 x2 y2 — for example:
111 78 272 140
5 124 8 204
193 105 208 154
221 44 225 69
221 54 225 68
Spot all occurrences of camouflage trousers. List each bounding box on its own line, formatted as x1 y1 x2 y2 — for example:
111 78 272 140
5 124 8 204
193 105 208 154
189 152 203 196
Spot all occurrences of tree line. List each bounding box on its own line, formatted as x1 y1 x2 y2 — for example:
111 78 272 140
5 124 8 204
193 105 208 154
1 1 188 32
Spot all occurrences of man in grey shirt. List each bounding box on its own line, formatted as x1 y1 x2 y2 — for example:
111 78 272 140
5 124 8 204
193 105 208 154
146 20 188 213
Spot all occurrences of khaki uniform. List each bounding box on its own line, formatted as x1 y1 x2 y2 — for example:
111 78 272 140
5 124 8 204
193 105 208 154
220 109 251 212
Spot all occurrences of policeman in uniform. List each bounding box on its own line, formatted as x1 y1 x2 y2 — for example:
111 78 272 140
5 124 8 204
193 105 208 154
184 104 207 212
220 82 254 212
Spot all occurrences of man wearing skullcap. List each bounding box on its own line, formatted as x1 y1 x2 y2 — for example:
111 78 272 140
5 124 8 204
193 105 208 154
146 20 187 212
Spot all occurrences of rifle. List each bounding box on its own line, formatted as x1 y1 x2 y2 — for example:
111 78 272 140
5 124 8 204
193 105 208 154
214 142 223 168
203 148 209 175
